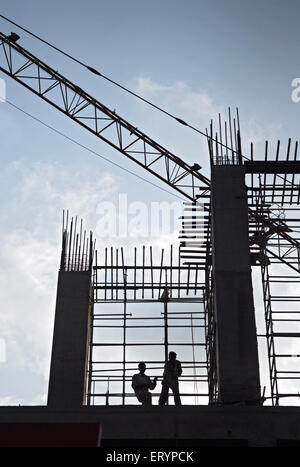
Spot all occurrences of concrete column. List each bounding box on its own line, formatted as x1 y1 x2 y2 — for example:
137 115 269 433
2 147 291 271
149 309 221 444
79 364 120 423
211 166 261 404
47 271 92 408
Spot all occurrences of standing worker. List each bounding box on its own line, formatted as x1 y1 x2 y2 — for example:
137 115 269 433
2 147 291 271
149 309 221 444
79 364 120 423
132 362 157 405
159 351 182 406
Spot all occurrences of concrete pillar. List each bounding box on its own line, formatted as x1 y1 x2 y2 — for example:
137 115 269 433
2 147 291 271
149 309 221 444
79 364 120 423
47 271 92 408
211 166 261 404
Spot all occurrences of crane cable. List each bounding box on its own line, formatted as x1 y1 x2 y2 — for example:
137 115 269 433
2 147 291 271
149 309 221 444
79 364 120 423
5 98 187 202
0 12 238 154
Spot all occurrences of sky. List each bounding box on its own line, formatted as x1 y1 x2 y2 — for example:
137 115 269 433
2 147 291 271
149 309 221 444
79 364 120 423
0 0 299 405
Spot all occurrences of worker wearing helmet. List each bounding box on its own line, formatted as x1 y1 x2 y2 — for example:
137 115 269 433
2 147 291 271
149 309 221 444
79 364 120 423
159 351 182 405
131 362 157 405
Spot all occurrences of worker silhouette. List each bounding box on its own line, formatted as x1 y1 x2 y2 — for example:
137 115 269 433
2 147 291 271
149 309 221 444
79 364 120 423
131 362 157 405
159 351 182 406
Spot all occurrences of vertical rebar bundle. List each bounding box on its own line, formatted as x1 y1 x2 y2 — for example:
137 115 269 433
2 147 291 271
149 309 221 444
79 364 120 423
60 210 95 272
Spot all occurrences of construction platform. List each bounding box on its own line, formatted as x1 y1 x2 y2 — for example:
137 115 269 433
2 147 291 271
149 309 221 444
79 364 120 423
0 405 300 447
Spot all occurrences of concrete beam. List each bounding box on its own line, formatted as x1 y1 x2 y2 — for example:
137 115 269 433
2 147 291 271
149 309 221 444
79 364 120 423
211 166 261 404
244 160 300 174
47 270 92 408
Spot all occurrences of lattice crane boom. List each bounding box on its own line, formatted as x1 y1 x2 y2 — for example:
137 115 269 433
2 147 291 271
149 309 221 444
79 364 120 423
0 32 210 202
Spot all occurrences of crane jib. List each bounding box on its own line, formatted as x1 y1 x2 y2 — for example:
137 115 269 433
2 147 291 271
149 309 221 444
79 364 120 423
0 32 210 203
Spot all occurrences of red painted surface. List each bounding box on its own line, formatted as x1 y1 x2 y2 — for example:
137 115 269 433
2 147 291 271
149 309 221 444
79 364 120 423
0 423 101 447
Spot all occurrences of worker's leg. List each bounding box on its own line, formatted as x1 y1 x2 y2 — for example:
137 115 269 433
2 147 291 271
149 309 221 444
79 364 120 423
158 382 169 405
171 380 181 405
144 391 152 405
135 389 151 405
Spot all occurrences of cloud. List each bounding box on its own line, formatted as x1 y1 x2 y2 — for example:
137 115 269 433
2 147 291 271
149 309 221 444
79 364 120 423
0 393 47 407
0 396 22 406
133 75 223 122
0 160 119 403
0 229 57 377
131 75 284 164
17 160 117 228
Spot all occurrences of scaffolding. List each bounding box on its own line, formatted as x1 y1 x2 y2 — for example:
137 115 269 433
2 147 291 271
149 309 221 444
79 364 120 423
251 199 300 405
60 108 300 407
205 109 300 405
87 246 208 405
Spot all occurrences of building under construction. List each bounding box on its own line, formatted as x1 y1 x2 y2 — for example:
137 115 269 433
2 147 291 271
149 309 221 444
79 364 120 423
0 29 300 447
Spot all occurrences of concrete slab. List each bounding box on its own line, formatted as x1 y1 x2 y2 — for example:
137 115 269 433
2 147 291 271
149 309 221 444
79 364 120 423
0 405 300 447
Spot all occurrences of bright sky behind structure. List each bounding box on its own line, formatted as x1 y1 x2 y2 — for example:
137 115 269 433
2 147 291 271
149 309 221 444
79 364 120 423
0 0 299 405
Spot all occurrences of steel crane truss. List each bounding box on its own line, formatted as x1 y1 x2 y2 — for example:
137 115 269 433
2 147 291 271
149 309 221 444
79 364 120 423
0 32 210 202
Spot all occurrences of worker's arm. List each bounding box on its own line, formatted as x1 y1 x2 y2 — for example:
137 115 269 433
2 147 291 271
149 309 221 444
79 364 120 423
149 376 158 390
177 361 182 377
